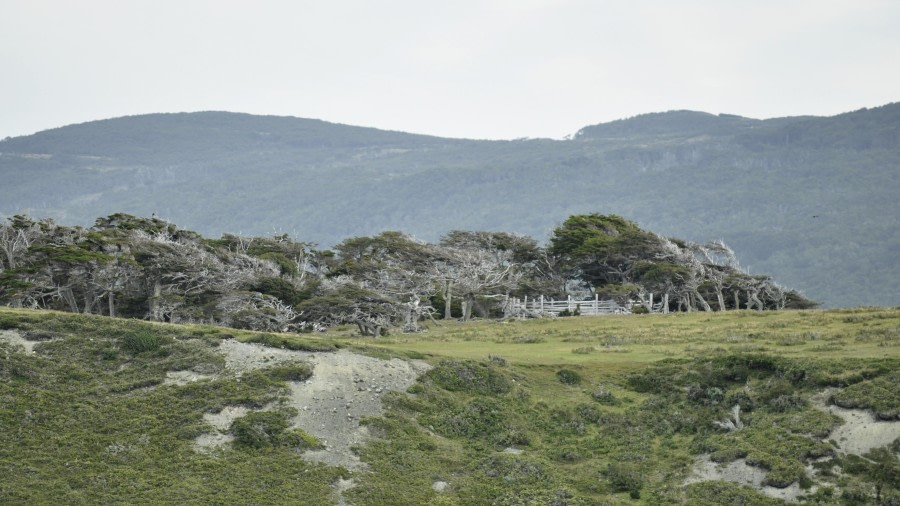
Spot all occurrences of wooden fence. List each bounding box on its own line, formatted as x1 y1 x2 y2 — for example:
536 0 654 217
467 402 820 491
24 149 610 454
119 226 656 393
508 295 664 316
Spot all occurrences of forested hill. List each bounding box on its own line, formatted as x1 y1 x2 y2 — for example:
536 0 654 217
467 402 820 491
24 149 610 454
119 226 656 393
1 104 899 307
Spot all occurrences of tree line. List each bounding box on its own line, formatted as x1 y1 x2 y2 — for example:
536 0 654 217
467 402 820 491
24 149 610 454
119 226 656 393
0 213 815 335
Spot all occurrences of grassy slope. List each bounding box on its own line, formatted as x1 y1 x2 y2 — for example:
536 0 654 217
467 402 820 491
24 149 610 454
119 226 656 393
1 307 899 504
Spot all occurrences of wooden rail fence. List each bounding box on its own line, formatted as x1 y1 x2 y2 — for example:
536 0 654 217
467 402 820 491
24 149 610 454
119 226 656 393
508 295 664 316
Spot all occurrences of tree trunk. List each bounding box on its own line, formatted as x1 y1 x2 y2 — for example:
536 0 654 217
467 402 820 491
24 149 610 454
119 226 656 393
474 300 488 318
443 286 453 320
733 290 740 310
716 289 726 312
462 294 474 321
83 286 98 314
149 279 162 320
663 293 669 314
108 291 116 318
748 290 764 311
694 290 712 312
61 287 79 313
404 295 420 332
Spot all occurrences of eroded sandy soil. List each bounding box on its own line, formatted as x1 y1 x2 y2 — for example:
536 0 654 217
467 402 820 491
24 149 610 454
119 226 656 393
821 403 900 456
0 329 41 354
201 340 431 472
686 390 900 502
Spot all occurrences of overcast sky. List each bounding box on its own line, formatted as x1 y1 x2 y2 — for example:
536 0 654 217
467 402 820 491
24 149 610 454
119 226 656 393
2 0 898 140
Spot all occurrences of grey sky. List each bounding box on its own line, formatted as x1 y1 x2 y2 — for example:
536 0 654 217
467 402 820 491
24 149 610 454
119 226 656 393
2 0 898 140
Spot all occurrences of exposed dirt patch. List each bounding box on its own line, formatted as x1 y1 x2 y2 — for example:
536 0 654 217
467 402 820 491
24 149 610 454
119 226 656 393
687 390 900 502
284 348 430 470
163 370 216 386
826 405 900 455
200 340 430 472
194 406 250 452
192 340 429 504
812 389 900 456
686 456 807 502
333 477 355 506
0 329 41 354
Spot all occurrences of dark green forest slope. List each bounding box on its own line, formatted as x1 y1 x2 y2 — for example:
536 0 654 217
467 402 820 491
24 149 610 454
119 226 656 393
1 104 898 307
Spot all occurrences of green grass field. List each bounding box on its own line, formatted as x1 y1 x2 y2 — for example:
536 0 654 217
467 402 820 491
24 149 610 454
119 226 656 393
358 308 900 367
1 307 898 504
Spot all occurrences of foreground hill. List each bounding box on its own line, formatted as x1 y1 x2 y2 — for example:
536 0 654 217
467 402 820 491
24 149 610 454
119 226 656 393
1 105 899 307
1 307 898 504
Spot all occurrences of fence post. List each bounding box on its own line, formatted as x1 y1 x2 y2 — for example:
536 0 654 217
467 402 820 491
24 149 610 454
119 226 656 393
540 295 544 313
594 294 599 315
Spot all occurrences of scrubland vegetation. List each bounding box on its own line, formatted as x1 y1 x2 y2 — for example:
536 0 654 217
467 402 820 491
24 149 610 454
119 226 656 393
2 306 898 504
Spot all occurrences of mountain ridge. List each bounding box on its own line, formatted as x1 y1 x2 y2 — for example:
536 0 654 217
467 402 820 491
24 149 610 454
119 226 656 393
2 104 898 308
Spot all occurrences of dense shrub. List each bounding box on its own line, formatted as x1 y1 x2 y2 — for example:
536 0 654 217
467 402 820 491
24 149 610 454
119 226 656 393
605 462 643 498
687 384 725 405
230 408 318 450
264 362 314 382
830 371 900 419
770 394 805 412
479 454 549 485
435 398 508 439
245 333 338 352
556 369 582 385
122 331 167 353
428 360 511 395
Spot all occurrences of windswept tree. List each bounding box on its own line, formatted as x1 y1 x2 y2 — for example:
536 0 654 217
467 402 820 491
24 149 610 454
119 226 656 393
550 214 815 311
0 215 44 271
439 231 524 321
549 214 664 290
1 212 815 334
329 232 441 332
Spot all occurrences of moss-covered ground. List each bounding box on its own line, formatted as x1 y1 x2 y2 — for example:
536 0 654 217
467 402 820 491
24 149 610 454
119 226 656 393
1 307 898 504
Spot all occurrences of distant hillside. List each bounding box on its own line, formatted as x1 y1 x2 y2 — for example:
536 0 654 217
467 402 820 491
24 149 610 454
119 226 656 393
2 105 899 307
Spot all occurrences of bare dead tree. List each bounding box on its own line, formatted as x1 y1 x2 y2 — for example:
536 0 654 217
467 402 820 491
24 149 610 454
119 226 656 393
447 247 521 321
0 218 41 270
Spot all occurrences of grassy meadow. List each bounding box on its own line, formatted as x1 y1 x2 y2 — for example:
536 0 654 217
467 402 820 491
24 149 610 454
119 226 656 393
1 307 898 504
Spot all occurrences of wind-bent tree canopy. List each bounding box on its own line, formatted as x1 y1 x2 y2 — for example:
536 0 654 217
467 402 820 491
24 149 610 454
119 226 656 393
549 214 815 311
1 212 816 336
549 214 664 287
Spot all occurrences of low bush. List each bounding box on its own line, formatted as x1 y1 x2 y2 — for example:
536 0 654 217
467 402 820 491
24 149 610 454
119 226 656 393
428 360 511 395
605 462 643 497
122 331 168 353
556 369 582 385
230 408 315 450
264 362 314 382
591 389 617 404
245 333 338 352
830 371 900 419
682 480 783 505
